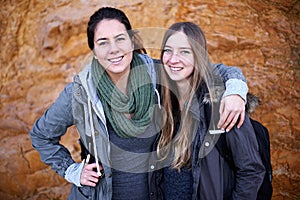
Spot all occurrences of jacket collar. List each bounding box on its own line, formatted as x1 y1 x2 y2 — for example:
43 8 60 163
77 64 107 125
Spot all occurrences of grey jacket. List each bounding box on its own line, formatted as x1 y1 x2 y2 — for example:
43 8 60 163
149 86 265 200
30 54 248 200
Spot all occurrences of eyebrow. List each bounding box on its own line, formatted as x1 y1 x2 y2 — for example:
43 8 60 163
164 45 192 50
96 33 127 42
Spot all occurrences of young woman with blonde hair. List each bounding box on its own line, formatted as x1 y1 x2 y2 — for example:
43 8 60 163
154 22 265 200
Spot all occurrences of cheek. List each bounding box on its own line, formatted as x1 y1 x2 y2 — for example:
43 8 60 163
120 40 134 52
184 63 196 79
94 46 108 58
125 51 133 64
162 54 169 65
182 55 194 66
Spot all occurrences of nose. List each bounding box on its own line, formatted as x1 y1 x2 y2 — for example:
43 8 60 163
169 52 180 64
109 41 119 54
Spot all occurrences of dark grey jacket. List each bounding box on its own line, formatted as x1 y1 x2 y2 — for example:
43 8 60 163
149 86 265 200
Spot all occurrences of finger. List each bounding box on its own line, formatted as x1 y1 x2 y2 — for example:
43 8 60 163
85 173 100 185
80 164 100 186
225 113 240 132
218 101 226 129
81 163 99 178
221 110 237 131
219 99 225 114
219 110 232 131
237 110 245 128
81 173 98 187
84 163 98 171
85 154 90 164
85 181 97 187
218 113 228 130
85 163 103 179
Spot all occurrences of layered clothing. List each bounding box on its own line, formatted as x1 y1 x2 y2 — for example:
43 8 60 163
149 83 265 200
30 52 248 200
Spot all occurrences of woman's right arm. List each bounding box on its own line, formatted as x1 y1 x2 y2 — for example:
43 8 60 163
30 83 75 177
211 63 248 131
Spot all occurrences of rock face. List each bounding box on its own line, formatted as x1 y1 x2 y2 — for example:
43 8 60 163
0 0 299 199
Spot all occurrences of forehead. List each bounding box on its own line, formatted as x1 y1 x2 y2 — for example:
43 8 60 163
94 19 128 39
165 31 190 48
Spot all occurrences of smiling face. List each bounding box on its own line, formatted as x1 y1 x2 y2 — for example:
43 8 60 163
93 19 134 82
162 31 195 85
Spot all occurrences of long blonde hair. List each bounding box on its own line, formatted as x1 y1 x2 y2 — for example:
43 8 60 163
157 22 220 170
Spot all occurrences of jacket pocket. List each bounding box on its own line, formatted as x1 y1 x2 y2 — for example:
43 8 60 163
68 184 95 200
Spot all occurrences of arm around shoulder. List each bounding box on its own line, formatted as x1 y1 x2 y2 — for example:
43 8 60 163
211 63 248 101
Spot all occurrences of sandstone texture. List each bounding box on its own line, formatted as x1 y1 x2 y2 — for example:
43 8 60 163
0 0 299 199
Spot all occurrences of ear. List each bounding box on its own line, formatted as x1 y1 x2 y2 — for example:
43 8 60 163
93 50 97 59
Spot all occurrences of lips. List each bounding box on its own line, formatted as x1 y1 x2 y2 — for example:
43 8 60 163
108 56 124 63
170 66 183 71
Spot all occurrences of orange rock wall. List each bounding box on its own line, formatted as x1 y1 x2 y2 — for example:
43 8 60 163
0 0 299 199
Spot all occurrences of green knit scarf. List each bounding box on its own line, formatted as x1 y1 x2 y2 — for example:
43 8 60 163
91 52 154 138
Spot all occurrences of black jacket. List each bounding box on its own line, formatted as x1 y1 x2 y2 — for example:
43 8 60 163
149 87 265 200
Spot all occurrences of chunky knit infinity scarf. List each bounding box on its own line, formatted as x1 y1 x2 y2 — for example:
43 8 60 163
91 52 154 138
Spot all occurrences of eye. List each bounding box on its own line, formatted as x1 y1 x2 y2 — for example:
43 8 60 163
163 48 172 54
96 40 108 47
116 36 126 42
180 50 191 55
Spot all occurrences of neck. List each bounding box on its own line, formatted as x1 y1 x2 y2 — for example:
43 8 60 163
108 69 130 95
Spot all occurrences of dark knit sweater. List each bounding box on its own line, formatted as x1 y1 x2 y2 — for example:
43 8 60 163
108 120 157 200
163 166 193 200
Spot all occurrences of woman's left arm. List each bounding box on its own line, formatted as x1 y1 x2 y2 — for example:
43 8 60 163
211 63 248 131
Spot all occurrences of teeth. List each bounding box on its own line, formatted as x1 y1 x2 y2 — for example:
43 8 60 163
170 66 182 71
109 56 123 63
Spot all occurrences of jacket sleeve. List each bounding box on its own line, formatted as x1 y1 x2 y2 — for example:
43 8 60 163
226 114 265 200
30 82 75 177
211 63 248 101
